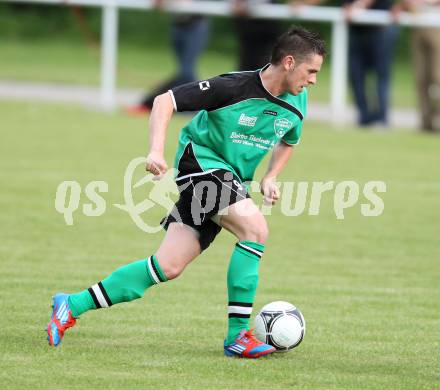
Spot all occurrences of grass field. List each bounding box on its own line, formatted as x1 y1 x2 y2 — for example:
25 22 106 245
1 101 439 389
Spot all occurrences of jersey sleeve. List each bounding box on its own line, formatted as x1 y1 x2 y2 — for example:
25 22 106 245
281 120 303 145
169 74 236 112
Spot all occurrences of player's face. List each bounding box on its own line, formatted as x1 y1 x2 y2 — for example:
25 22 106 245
285 54 323 95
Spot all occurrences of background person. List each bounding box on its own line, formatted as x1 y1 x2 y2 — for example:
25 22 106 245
394 0 440 132
345 0 399 127
291 0 399 127
127 0 210 115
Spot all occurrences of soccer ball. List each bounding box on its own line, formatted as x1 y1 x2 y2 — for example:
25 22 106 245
254 301 306 351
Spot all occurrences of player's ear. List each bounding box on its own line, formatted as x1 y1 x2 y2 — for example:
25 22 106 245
282 55 295 71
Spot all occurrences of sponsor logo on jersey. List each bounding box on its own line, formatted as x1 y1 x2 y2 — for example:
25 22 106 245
274 118 292 137
263 109 278 117
199 81 210 91
238 113 258 127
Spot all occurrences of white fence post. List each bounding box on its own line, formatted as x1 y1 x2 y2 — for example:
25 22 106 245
330 19 348 124
100 3 118 110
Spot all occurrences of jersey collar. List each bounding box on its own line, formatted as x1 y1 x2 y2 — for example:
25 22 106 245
257 64 304 121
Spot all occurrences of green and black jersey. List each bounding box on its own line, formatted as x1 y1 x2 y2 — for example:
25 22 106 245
170 64 308 183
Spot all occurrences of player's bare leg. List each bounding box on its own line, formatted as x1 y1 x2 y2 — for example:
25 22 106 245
219 198 269 243
155 222 201 279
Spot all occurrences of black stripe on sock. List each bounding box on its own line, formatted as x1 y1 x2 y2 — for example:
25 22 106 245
88 287 101 308
228 313 251 318
236 243 262 258
98 281 113 307
150 257 166 283
228 302 253 307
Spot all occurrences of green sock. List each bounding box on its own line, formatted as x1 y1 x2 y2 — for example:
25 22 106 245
226 240 264 344
68 255 167 318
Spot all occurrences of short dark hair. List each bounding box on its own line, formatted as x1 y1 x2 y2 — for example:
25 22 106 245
271 25 327 65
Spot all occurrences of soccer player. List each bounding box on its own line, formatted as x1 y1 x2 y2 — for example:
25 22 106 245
47 25 326 358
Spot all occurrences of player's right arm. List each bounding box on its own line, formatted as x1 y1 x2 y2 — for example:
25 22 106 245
147 74 234 177
146 92 174 177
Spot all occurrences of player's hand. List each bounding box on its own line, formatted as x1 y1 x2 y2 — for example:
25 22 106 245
260 176 281 205
146 151 168 180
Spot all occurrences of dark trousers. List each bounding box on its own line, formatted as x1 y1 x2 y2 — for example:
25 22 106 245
349 25 399 126
411 27 440 132
235 19 281 71
141 17 210 108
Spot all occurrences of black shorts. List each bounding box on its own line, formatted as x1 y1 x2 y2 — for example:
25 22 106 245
161 145 249 251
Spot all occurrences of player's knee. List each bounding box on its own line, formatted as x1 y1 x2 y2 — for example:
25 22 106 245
161 265 181 280
240 218 269 244
254 223 269 244
158 259 186 280
163 268 180 280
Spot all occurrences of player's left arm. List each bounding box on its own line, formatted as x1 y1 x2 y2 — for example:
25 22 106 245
260 141 294 205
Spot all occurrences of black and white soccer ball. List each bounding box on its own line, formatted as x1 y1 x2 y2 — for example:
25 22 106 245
254 301 306 351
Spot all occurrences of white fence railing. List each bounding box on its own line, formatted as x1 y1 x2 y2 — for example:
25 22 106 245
2 0 440 120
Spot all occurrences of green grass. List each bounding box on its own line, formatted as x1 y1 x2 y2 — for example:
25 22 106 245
0 38 234 88
1 101 439 389
0 36 416 108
